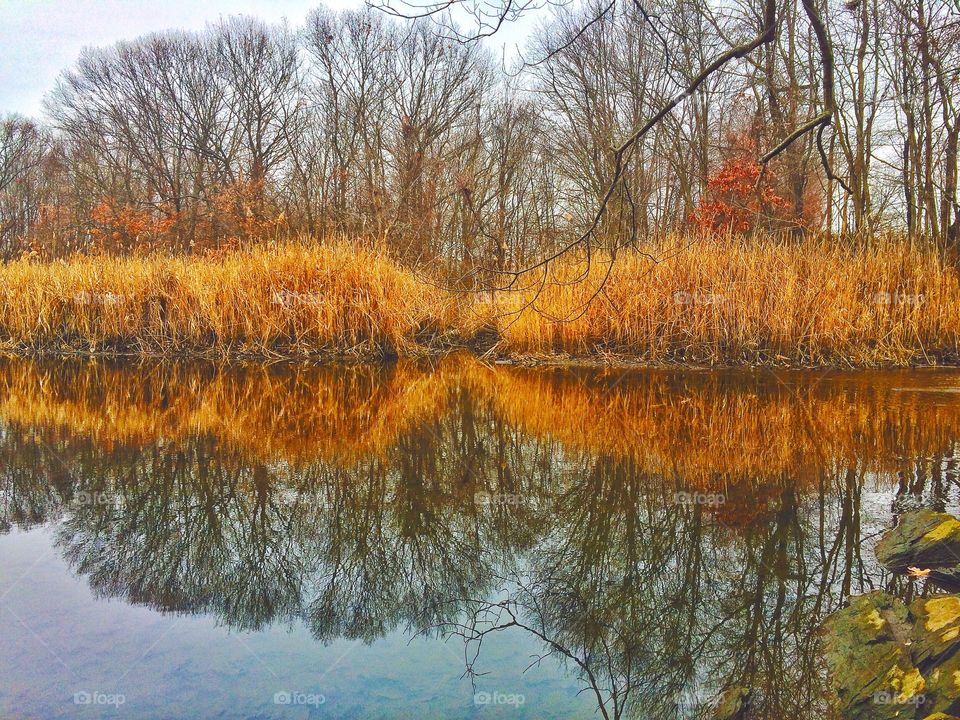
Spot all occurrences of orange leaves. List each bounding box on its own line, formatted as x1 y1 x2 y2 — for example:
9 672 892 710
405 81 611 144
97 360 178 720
89 199 178 252
691 155 796 237
707 157 765 196
82 176 287 254
690 103 820 237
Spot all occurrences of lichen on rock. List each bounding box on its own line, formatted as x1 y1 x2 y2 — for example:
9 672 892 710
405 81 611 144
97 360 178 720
876 511 960 571
824 590 960 719
912 596 960 667
823 591 919 720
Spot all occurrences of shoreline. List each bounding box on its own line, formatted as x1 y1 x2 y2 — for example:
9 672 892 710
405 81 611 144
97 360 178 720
2 237 959 369
2 344 959 371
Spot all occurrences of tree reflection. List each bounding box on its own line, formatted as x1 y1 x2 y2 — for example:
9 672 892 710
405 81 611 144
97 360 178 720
0 359 958 718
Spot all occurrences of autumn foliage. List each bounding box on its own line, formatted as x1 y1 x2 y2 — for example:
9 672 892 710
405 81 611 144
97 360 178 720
691 157 794 235
691 109 821 236
82 178 287 256
89 200 178 253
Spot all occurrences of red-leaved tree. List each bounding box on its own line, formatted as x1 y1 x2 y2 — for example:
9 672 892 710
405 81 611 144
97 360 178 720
691 107 821 236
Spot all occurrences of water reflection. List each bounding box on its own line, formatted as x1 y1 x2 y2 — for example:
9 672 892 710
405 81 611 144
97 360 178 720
1 357 959 718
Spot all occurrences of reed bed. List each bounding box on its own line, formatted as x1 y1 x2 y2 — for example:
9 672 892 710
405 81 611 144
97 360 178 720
0 240 454 357
0 233 958 365
492 234 960 365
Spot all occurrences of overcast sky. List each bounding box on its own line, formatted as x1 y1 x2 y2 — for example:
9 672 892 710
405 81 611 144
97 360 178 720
0 0 358 117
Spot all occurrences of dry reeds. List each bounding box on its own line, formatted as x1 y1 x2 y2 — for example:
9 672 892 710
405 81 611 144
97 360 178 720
491 234 960 365
0 233 958 365
0 239 453 357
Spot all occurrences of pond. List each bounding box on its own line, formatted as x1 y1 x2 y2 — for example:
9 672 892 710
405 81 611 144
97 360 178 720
1 356 959 719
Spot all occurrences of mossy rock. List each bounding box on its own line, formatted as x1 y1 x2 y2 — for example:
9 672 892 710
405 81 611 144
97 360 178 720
876 511 960 571
912 596 960 667
823 591 923 720
712 686 750 720
920 650 960 716
823 591 960 719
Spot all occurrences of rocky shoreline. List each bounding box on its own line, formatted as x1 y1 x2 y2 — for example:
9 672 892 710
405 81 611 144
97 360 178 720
824 510 960 719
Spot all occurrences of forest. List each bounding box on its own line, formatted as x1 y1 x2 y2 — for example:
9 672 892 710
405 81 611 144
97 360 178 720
0 0 958 364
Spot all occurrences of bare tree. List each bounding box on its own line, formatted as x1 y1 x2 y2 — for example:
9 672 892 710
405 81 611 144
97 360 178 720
3 0 955 268
0 117 48 256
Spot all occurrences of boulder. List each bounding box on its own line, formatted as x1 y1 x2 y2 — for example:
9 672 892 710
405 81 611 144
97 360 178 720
912 596 960 667
919 650 960 717
924 566 960 592
712 686 750 720
823 591 924 720
823 591 960 719
876 511 960 571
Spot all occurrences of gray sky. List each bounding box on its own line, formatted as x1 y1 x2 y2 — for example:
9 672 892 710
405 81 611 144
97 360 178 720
0 0 356 117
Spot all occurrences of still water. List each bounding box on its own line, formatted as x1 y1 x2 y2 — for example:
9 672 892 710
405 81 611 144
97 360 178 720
1 356 959 719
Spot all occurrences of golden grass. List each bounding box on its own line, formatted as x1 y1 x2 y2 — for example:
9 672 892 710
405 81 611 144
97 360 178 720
0 239 454 357
491 234 960 365
0 233 958 365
